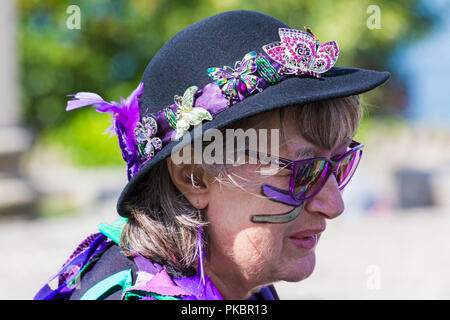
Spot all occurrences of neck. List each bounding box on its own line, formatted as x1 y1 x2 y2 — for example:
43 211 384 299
203 258 259 300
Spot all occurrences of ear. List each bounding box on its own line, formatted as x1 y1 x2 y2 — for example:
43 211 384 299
166 157 210 210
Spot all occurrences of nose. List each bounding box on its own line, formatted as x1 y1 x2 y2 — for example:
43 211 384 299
304 173 345 219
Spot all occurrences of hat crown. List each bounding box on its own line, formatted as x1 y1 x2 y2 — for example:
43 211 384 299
140 10 290 115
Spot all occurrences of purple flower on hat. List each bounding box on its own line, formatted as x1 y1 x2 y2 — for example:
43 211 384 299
66 82 145 180
263 28 339 77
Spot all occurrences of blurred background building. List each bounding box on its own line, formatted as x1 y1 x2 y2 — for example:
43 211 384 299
0 0 449 299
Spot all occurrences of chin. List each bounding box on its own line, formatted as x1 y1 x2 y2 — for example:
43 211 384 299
280 251 316 283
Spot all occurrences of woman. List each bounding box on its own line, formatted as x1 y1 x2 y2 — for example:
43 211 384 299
34 10 389 300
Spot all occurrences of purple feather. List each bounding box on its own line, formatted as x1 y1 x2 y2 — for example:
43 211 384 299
192 225 207 287
66 83 144 180
66 92 113 111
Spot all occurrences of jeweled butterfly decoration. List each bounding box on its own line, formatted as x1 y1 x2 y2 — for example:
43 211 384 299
263 27 339 77
134 116 162 161
207 51 261 102
168 86 213 140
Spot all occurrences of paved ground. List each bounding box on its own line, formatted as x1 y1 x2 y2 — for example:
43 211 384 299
0 199 118 300
1 197 449 300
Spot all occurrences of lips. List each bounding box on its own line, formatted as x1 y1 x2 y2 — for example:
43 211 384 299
289 228 325 250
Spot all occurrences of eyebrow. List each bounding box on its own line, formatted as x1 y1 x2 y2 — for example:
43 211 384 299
335 137 352 151
294 147 316 160
294 138 352 160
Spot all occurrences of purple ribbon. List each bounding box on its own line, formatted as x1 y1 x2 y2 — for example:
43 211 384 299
154 53 289 144
66 52 290 180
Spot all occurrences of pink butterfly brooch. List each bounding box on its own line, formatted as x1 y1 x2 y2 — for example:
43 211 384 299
262 27 339 78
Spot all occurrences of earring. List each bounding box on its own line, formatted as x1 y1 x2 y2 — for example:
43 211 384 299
192 224 206 286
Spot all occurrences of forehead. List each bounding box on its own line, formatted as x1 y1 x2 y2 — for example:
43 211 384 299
274 112 352 159
239 104 357 158
289 137 352 160
281 105 357 151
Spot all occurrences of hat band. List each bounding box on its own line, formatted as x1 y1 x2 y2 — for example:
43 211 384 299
66 28 339 180
154 52 291 145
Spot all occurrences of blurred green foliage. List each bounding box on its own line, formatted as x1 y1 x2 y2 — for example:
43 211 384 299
19 0 437 166
38 109 123 166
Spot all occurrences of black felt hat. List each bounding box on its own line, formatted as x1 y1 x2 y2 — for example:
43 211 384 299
116 10 390 216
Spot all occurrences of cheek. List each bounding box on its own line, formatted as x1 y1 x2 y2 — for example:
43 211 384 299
206 168 291 225
205 166 306 280
205 183 287 279
231 226 283 276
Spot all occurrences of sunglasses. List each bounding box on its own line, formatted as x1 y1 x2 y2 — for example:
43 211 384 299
246 140 364 201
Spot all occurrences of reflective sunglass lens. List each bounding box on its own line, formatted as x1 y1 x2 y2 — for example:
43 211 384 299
336 152 356 184
292 159 329 200
337 149 362 190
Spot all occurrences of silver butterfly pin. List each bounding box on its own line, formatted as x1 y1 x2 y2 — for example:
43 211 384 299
134 116 163 161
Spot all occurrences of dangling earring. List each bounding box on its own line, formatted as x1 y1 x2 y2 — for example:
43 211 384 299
192 209 206 286
193 225 206 286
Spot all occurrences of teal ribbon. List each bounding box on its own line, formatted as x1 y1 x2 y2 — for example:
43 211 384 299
98 217 128 245
80 269 133 300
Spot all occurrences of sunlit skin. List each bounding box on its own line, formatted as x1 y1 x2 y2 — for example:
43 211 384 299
167 108 353 300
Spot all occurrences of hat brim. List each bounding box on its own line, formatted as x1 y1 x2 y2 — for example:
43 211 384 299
117 66 390 216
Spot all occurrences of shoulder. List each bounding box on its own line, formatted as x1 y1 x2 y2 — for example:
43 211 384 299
70 243 137 300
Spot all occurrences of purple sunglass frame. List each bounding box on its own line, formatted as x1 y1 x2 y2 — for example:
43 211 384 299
246 140 364 201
